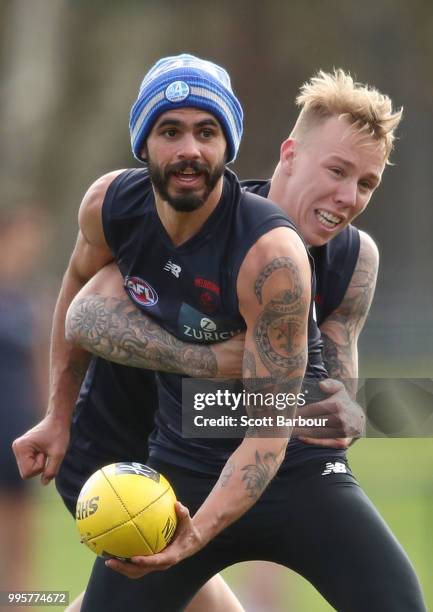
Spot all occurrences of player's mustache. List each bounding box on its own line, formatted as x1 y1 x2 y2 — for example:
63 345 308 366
166 160 210 177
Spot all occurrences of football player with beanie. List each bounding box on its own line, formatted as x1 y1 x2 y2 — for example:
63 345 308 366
14 55 426 611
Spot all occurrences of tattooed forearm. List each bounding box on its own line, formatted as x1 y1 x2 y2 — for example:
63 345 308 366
240 447 285 501
220 461 235 488
321 331 353 380
321 331 357 398
66 295 218 377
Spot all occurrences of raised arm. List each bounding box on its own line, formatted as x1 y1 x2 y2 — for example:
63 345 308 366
298 230 379 446
65 263 244 379
12 171 122 483
108 226 311 578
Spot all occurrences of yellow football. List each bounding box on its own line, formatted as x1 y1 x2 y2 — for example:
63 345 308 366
76 462 177 560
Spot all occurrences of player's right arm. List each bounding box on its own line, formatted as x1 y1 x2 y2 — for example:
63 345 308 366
12 171 123 484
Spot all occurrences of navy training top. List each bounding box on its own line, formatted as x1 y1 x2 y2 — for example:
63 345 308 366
71 171 359 473
101 168 325 473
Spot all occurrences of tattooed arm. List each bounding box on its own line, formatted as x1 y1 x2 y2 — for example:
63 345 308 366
65 263 244 379
203 228 308 504
108 227 310 579
192 228 309 529
320 231 379 394
298 231 379 447
13 171 124 483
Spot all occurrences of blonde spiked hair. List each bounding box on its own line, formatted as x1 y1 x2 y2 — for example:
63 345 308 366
291 69 402 162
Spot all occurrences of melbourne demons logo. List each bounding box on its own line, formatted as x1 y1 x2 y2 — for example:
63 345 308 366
125 276 158 307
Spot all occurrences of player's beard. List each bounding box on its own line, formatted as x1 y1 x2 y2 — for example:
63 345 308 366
148 158 225 212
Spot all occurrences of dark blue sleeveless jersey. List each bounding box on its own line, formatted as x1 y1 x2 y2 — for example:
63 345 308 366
72 358 156 457
99 168 326 473
71 172 359 472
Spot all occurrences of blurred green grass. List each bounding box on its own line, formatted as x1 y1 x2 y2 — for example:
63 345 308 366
29 439 432 611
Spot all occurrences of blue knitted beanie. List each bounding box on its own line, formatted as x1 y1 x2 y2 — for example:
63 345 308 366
129 54 243 163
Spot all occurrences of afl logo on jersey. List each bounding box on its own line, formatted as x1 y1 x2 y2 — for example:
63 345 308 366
165 81 190 103
125 276 158 307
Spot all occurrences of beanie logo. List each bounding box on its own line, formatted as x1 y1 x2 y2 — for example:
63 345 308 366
165 81 190 103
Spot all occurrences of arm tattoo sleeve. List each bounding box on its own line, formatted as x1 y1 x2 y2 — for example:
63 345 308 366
243 348 257 379
321 330 352 381
240 256 308 443
66 295 218 377
253 256 308 379
320 237 378 397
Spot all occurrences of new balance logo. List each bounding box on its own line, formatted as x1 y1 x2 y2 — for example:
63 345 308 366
321 462 347 476
163 260 181 278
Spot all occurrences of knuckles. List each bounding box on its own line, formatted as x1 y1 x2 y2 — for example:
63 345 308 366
326 393 365 436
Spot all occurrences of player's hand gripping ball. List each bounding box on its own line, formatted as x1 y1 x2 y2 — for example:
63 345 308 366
76 462 177 560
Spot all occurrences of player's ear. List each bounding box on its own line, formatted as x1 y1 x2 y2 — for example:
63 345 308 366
279 138 296 175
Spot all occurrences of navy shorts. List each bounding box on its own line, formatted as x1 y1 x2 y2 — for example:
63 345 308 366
80 455 426 612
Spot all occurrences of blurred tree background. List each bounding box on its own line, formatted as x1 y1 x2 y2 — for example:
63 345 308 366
0 0 432 609
1 0 432 367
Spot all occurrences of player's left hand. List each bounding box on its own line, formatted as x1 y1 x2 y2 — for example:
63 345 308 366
105 501 203 579
295 378 365 449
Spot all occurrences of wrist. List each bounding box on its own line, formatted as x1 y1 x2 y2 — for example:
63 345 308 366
45 401 74 426
185 347 219 378
191 507 224 547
